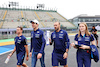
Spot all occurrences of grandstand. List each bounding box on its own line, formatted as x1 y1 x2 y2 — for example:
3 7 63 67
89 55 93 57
70 14 100 29
0 8 75 29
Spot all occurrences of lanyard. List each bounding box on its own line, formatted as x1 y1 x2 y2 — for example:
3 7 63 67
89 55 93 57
83 34 85 38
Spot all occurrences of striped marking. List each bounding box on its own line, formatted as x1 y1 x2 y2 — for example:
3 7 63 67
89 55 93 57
0 10 7 28
21 11 24 18
0 37 31 46
34 11 40 20
0 41 14 46
21 11 25 26
46 12 54 19
41 22 45 27
3 10 7 20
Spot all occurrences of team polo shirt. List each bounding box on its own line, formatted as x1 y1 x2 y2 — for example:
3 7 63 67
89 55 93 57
14 35 27 54
74 34 94 46
51 29 70 54
30 28 46 54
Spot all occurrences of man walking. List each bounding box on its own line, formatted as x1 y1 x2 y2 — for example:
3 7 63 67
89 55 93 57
50 22 70 67
29 19 46 67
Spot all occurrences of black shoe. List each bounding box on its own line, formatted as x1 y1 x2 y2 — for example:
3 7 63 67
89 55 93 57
97 46 99 48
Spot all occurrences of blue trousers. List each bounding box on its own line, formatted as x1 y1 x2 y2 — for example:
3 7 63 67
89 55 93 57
31 51 45 67
77 50 91 67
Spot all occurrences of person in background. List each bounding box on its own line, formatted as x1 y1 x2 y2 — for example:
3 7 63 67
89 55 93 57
90 26 99 48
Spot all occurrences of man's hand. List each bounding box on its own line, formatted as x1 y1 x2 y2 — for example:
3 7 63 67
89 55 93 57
70 43 75 47
29 52 32 57
49 38 51 42
37 53 42 59
63 52 68 59
8 53 12 57
26 56 29 61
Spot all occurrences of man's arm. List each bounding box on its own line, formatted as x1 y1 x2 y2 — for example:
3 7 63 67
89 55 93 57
9 47 16 57
30 38 33 52
37 32 46 59
49 33 53 45
39 32 46 54
65 32 70 49
30 32 33 57
23 38 29 61
24 45 29 57
63 32 70 59
24 45 29 61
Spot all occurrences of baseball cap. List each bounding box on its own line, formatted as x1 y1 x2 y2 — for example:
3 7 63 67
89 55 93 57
30 19 39 24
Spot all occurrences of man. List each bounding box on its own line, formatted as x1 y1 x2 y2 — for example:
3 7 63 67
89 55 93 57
90 26 99 48
8 26 29 67
49 22 70 67
29 19 46 67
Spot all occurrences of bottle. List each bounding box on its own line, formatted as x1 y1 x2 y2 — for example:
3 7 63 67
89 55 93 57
5 56 10 64
46 31 50 45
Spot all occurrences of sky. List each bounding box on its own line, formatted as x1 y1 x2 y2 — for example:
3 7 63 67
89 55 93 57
0 0 100 19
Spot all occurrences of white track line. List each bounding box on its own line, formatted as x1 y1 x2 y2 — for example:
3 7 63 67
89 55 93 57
0 50 13 55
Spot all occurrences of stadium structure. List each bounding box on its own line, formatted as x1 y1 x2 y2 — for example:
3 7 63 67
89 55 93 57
0 7 76 39
69 14 100 29
0 8 75 29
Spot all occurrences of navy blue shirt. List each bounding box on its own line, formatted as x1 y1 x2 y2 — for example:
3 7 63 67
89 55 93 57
14 35 27 54
30 28 46 54
74 34 94 46
51 29 70 54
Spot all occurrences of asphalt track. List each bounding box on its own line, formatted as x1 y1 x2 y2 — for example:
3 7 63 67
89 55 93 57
0 35 100 67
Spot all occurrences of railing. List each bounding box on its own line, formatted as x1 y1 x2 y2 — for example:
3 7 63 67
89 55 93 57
0 7 57 12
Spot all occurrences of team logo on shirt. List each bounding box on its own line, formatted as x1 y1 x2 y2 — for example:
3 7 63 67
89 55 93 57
17 37 21 44
19 37 21 39
85 37 90 41
59 34 63 38
35 34 39 38
37 31 39 33
60 31 63 33
17 40 21 44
